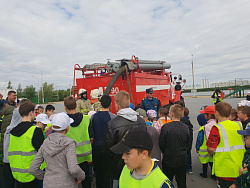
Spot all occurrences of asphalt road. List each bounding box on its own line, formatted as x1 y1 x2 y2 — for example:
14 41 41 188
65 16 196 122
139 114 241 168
41 96 244 188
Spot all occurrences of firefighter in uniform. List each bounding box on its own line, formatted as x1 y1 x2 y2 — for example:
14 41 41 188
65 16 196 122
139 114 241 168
141 88 161 117
90 89 102 112
76 88 91 115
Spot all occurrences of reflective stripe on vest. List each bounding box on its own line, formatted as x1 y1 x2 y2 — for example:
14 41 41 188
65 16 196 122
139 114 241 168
158 119 164 126
8 151 37 156
119 162 170 188
76 140 91 147
198 126 213 164
212 120 245 177
80 109 89 112
8 125 37 183
215 122 245 152
11 168 29 173
66 115 92 164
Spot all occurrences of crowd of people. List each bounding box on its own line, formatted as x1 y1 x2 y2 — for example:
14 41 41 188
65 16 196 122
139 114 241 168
0 88 250 188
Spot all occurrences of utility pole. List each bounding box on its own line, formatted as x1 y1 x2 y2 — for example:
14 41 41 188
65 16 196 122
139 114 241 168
191 54 196 97
41 70 44 103
191 54 195 89
38 80 39 103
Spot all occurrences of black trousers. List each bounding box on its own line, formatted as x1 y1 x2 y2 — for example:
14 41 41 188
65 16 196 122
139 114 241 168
93 146 107 188
3 163 15 188
202 162 213 176
163 165 187 188
79 161 91 188
218 178 234 188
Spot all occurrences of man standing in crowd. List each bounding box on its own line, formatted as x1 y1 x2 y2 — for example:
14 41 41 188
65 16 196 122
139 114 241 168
0 104 15 156
76 88 91 115
0 91 17 111
207 102 245 188
104 91 146 188
141 88 160 116
90 95 116 187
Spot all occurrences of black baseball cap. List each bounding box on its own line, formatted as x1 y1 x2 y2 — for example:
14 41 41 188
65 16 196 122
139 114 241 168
237 129 250 136
110 129 153 154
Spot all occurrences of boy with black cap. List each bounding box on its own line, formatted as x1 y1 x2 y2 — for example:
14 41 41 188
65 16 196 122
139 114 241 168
110 129 173 188
229 129 250 188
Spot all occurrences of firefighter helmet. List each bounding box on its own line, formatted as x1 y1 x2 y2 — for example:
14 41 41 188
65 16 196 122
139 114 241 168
90 89 102 99
79 88 87 95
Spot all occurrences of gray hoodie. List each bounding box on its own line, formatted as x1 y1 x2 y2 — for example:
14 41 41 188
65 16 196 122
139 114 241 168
28 133 85 188
117 108 139 121
3 108 22 163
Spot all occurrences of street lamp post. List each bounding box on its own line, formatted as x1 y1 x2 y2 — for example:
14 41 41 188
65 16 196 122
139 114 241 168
191 54 196 97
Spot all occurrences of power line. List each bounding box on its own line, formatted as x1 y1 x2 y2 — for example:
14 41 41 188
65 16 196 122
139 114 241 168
0 65 38 74
0 65 72 78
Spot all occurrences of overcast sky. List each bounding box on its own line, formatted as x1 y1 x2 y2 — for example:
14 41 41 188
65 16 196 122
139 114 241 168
0 0 250 90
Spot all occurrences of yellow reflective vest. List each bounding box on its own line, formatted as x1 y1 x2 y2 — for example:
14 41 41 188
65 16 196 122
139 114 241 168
8 126 37 183
198 126 213 164
212 120 245 177
119 161 170 188
66 115 92 164
213 93 223 104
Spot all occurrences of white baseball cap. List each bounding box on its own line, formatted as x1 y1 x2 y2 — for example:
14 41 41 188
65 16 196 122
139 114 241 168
35 114 51 125
35 104 40 110
51 112 74 131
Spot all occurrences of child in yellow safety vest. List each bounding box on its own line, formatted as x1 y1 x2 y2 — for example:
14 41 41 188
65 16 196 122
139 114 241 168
110 129 174 188
196 105 216 179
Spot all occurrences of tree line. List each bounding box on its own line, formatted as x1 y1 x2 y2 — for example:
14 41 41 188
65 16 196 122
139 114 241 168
7 80 71 103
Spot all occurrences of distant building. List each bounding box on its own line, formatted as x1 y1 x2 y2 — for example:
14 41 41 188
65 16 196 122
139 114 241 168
183 79 250 90
211 80 249 88
200 79 211 89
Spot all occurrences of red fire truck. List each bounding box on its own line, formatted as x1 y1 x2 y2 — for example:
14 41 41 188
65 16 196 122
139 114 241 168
73 55 185 113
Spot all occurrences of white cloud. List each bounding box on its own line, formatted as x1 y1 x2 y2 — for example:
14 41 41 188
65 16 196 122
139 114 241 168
0 0 250 90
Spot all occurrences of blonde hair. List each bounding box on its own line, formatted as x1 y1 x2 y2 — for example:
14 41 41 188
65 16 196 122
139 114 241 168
170 104 183 119
114 91 130 109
